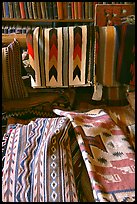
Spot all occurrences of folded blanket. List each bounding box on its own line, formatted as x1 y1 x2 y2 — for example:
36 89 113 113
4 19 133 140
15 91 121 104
2 39 28 100
54 108 135 202
2 117 80 202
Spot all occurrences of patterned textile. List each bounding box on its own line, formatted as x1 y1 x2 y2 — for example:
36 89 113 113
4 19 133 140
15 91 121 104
94 4 135 104
2 108 135 202
95 24 135 105
54 108 135 202
2 123 18 174
26 25 95 88
2 39 28 100
104 106 135 151
2 116 89 202
96 25 135 87
95 4 135 26
96 26 120 87
2 117 79 202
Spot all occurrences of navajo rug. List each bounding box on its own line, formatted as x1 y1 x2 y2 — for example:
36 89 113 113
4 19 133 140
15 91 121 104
96 25 135 87
26 25 95 88
2 117 79 202
95 24 134 105
94 4 135 105
96 26 120 87
54 108 135 202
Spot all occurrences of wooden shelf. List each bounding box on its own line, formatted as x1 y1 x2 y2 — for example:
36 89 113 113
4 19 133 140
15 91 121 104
2 18 94 22
2 18 94 47
2 18 94 26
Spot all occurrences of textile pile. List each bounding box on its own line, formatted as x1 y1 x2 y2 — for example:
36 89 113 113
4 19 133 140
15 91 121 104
2 108 135 202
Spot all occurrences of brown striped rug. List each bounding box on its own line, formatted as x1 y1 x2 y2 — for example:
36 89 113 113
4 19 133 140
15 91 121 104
2 39 28 100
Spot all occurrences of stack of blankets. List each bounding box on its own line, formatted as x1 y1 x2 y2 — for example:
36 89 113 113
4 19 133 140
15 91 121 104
2 108 135 202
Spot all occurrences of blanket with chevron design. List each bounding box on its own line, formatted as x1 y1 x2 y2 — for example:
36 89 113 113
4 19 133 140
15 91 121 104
26 25 95 88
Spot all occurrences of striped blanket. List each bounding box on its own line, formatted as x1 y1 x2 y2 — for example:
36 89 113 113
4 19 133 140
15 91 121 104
96 25 135 87
2 39 28 100
94 4 135 104
95 24 135 105
2 117 79 202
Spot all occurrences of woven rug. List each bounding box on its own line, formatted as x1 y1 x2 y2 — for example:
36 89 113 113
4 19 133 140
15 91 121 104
94 4 135 105
26 25 95 88
54 108 135 202
2 117 80 202
96 24 135 87
2 39 28 100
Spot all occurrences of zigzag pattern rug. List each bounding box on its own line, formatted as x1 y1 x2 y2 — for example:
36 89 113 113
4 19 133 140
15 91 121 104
26 25 95 88
54 108 135 202
2 117 79 202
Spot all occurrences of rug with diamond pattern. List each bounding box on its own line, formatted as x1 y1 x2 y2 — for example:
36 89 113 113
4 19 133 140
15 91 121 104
54 108 135 202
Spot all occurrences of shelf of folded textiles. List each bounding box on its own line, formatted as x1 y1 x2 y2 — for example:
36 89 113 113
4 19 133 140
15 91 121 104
2 33 27 47
2 18 94 25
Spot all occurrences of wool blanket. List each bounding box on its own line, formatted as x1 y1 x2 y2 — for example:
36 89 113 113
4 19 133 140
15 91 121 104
2 39 28 100
26 25 95 88
96 24 135 87
54 108 135 202
2 117 79 202
94 4 135 104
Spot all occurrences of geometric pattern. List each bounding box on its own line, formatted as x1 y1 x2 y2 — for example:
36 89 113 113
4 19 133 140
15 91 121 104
53 108 135 202
2 117 78 202
26 25 95 88
69 26 87 86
